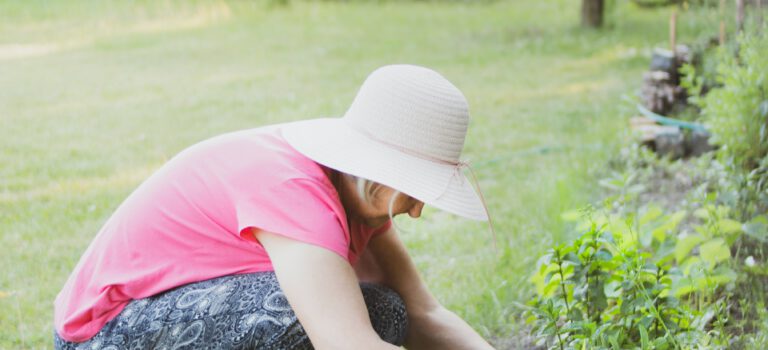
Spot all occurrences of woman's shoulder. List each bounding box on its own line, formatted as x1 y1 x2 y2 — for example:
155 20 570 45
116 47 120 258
167 123 324 182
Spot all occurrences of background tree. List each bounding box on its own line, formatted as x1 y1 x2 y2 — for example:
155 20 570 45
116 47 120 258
581 0 605 28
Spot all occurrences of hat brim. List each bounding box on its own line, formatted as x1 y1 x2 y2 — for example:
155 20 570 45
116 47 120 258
281 118 488 221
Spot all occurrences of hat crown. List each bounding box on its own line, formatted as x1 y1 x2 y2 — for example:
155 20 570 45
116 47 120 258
343 65 469 164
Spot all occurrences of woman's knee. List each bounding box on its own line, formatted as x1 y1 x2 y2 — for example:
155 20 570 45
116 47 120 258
360 283 408 346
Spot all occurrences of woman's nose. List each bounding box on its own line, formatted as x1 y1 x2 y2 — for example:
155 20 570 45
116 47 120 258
408 202 425 218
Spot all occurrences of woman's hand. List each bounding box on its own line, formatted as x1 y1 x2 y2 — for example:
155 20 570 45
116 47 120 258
254 230 400 350
361 227 496 350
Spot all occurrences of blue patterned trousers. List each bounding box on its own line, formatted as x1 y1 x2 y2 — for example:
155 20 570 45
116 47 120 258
54 272 408 349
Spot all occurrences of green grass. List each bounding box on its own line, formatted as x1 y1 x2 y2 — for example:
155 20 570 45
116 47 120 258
0 0 722 348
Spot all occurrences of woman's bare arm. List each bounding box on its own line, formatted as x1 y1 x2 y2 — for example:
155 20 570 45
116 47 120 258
363 228 495 350
254 229 400 350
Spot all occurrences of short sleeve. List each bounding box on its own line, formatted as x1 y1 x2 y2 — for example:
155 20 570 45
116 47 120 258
233 178 350 260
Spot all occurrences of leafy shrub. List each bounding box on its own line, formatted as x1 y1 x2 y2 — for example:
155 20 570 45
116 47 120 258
522 204 746 349
603 142 768 348
682 32 768 171
681 30 768 220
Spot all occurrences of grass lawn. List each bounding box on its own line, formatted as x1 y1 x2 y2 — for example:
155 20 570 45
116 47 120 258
0 0 720 348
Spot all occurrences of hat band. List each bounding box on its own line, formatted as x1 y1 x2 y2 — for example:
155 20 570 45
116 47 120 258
344 119 461 167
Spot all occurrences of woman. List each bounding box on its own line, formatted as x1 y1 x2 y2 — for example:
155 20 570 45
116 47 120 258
54 65 494 349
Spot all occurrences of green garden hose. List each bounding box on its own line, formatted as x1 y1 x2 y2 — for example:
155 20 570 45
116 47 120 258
636 104 708 132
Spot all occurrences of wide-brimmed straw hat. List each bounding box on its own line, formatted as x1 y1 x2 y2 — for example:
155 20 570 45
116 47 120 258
282 64 489 221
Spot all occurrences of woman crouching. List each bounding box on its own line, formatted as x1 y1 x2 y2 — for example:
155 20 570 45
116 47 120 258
54 65 494 349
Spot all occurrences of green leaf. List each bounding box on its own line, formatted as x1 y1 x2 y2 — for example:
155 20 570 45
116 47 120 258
542 277 561 296
692 308 716 330
609 334 621 350
640 205 663 226
716 218 743 234
639 227 653 248
594 249 613 262
567 306 584 322
652 336 670 350
653 240 676 265
693 208 710 220
743 215 768 242
561 321 583 333
639 325 650 350
681 256 704 276
671 278 695 297
700 238 731 267
677 265 738 295
603 279 622 298
599 177 624 191
531 263 558 295
650 211 687 243
709 265 738 285
675 234 705 263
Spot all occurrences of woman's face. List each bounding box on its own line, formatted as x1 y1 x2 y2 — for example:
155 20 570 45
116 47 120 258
367 185 425 226
337 175 424 228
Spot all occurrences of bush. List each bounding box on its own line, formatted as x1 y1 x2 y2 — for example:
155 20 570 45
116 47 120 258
522 203 746 349
684 32 768 171
681 30 768 219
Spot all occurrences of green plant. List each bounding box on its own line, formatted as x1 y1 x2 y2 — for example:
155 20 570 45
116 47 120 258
682 32 768 172
603 139 768 348
741 302 768 349
523 202 744 349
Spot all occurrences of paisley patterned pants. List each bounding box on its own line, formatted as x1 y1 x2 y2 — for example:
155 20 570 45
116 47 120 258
54 272 408 349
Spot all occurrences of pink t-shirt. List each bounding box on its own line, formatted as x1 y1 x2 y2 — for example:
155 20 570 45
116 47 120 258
54 123 391 342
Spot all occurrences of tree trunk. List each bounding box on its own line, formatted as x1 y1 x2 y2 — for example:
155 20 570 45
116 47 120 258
581 0 605 28
736 0 745 33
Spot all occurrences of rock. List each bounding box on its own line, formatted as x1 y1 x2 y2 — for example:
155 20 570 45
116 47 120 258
644 71 671 82
674 44 692 66
641 72 681 114
650 48 676 74
630 116 660 142
629 116 657 127
654 126 684 159
685 130 713 157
